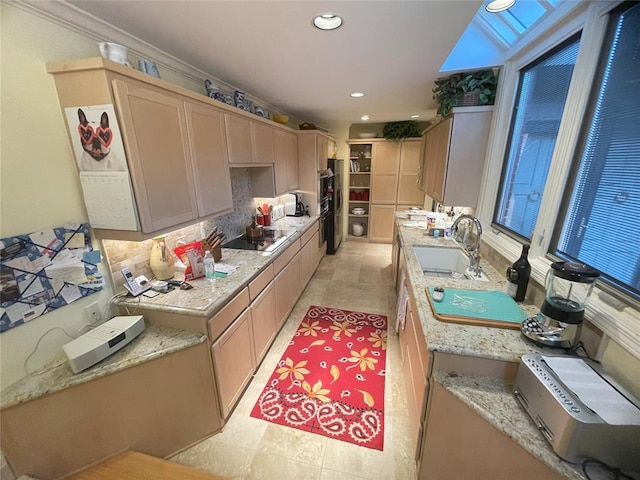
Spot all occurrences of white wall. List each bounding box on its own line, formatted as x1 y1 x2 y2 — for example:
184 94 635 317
0 4 352 389
0 4 120 388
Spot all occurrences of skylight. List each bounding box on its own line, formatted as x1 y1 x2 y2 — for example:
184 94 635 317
440 0 564 73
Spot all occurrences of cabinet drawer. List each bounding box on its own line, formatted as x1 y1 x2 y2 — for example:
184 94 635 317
300 222 319 246
208 288 250 341
249 264 274 301
273 239 301 274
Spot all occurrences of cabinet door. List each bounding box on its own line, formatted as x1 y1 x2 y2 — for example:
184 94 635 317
317 136 330 171
274 251 301 328
225 114 253 164
371 142 400 204
274 130 289 195
184 102 234 217
286 132 299 190
250 283 277 365
211 308 256 418
112 79 198 233
369 204 396 243
253 122 275 164
300 231 319 286
398 140 425 205
431 118 452 202
372 142 400 174
371 174 399 204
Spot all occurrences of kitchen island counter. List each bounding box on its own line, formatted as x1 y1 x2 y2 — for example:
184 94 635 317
395 216 598 480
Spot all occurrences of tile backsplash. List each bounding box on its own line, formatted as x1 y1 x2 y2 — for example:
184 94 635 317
102 168 255 290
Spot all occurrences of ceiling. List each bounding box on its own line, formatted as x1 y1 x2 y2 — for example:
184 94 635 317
66 1 485 129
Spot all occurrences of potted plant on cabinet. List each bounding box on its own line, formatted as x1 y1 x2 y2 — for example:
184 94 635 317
382 120 422 142
432 69 499 118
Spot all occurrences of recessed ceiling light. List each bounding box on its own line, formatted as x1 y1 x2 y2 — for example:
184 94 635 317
410 114 420 119
313 13 343 30
485 0 515 13
350 92 365 98
361 115 370 121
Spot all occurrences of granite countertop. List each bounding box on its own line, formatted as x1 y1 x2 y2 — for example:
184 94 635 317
396 215 546 363
396 214 583 479
433 371 640 480
113 216 319 318
0 324 207 409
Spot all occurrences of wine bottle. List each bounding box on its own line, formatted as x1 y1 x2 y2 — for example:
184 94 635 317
506 244 531 302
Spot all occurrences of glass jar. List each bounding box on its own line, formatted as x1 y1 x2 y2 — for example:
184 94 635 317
149 235 176 280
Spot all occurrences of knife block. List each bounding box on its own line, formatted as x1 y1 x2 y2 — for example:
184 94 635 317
200 240 222 262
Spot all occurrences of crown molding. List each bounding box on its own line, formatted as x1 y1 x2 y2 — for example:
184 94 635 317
9 0 293 120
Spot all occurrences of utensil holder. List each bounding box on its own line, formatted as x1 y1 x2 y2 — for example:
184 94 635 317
200 240 222 262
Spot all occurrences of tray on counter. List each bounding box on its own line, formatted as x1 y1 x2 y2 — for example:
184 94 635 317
425 287 528 330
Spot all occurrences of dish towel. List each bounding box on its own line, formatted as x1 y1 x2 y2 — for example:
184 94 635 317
396 270 409 333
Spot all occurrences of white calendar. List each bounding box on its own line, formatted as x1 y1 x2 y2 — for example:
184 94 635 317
79 172 139 230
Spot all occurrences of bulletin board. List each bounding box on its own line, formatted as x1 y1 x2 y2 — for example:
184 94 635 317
0 223 103 333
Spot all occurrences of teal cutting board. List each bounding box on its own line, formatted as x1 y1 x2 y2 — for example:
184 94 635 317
426 287 527 329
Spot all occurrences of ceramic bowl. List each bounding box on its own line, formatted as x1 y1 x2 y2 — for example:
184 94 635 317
272 114 289 124
358 133 377 139
352 208 366 215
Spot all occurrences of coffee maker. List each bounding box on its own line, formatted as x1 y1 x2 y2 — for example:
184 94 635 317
521 261 599 348
285 192 305 217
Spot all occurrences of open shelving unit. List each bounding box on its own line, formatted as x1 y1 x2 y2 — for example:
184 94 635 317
348 143 372 240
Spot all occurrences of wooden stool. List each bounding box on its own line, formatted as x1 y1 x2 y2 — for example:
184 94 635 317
67 451 225 480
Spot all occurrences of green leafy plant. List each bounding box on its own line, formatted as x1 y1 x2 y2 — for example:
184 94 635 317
432 69 499 118
382 121 422 142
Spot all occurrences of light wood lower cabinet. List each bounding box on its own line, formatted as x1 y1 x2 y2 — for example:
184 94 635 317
250 282 277 365
211 308 256 419
369 204 397 243
419 383 564 480
398 269 430 459
0 342 220 480
275 251 302 329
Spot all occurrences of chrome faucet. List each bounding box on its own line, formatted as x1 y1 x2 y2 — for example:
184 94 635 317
452 214 483 276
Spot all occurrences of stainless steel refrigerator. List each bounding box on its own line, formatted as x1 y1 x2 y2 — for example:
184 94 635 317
326 159 343 254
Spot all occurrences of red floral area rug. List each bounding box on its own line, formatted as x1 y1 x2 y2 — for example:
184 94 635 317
250 305 388 450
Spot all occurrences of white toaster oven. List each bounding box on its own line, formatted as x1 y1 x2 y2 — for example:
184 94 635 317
514 353 640 471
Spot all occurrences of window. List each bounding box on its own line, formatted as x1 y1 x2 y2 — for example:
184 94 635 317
493 36 580 239
553 2 640 300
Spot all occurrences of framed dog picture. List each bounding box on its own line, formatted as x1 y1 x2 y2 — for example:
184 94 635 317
64 104 128 172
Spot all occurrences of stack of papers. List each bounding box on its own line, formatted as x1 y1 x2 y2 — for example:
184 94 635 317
215 264 237 275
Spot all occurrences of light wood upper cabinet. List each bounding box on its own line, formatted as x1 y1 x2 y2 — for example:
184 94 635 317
420 106 493 207
225 114 254 164
372 142 401 174
274 129 299 195
253 122 275 164
184 102 233 218
112 79 198 233
398 140 425 205
225 113 275 165
47 59 239 239
371 142 400 204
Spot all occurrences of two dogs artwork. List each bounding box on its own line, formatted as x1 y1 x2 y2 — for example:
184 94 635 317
75 108 126 172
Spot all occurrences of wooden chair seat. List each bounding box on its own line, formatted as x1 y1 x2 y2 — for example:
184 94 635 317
67 451 225 480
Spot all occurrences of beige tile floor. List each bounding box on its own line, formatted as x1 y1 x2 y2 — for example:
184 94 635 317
171 241 415 480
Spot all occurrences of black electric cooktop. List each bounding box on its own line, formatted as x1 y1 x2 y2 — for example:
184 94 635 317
222 229 296 253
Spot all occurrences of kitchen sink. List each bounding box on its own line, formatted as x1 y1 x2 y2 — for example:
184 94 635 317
412 245 489 281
